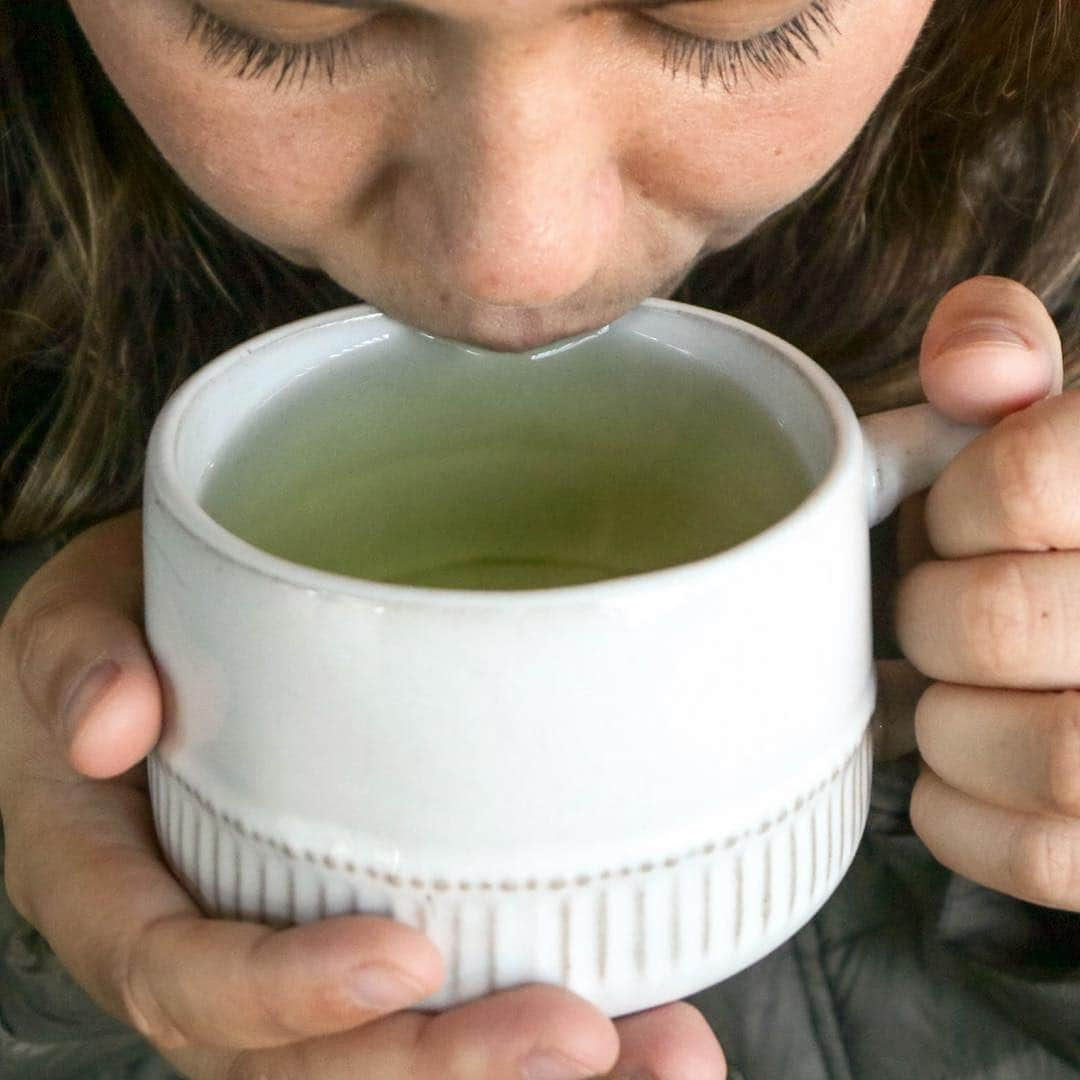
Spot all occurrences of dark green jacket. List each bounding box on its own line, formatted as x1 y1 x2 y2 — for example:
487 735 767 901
2 536 1079 1079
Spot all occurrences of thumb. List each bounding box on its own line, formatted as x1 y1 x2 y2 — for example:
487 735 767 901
7 511 161 779
919 276 1063 425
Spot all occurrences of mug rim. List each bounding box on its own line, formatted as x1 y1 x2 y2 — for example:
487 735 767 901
145 298 862 608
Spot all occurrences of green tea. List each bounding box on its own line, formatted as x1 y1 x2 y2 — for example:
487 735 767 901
201 333 813 590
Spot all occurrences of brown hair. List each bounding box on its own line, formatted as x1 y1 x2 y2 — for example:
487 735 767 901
678 0 1080 411
1 0 1078 541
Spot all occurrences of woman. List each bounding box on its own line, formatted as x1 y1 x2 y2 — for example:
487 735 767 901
1 0 1078 1077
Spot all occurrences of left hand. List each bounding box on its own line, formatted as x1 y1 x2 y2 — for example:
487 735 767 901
881 275 1080 912
0 514 727 1080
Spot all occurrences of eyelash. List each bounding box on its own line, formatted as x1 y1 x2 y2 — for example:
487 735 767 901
187 0 839 92
187 3 364 89
659 0 839 89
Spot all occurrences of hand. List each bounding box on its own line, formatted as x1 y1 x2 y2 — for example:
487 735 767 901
0 512 727 1078
878 275 1080 913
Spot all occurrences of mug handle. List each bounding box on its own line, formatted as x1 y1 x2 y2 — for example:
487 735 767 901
860 403 984 526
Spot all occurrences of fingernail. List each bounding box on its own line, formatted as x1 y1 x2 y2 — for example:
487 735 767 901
61 659 120 737
938 322 1030 355
521 1049 598 1080
345 964 427 1011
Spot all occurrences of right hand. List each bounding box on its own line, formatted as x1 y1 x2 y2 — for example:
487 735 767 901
0 511 726 1079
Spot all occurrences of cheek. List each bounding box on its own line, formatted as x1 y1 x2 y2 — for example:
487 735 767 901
147 92 391 262
70 0 388 262
631 0 933 237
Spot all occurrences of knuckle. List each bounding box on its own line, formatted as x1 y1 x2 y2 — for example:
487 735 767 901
896 565 943 675
911 682 941 756
119 922 191 1052
1009 818 1080 908
245 928 348 1045
908 769 933 839
958 556 1036 680
9 593 92 709
1046 692 1080 816
249 972 310 1044
989 414 1067 547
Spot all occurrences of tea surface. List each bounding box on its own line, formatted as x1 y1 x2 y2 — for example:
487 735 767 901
201 334 813 589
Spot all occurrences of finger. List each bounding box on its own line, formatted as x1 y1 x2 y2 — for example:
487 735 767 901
896 551 1080 689
925 392 1080 559
4 511 161 778
919 276 1063 426
872 659 929 761
911 765 1080 912
194 984 620 1080
4 778 443 1051
607 1001 726 1080
895 491 934 574
915 683 1080 819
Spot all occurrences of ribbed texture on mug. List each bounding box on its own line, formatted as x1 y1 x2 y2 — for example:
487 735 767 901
150 727 871 1011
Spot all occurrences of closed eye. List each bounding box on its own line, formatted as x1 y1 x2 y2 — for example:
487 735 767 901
187 2 372 89
649 0 841 90
186 0 842 92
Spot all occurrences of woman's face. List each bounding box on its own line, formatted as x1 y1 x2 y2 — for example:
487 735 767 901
70 0 932 348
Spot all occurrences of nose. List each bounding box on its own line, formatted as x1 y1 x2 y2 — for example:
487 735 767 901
393 38 624 308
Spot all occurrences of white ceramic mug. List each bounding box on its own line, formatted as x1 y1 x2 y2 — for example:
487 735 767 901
143 299 979 1017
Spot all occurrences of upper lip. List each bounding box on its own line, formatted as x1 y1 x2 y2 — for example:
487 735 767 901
444 321 613 353
377 300 638 354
